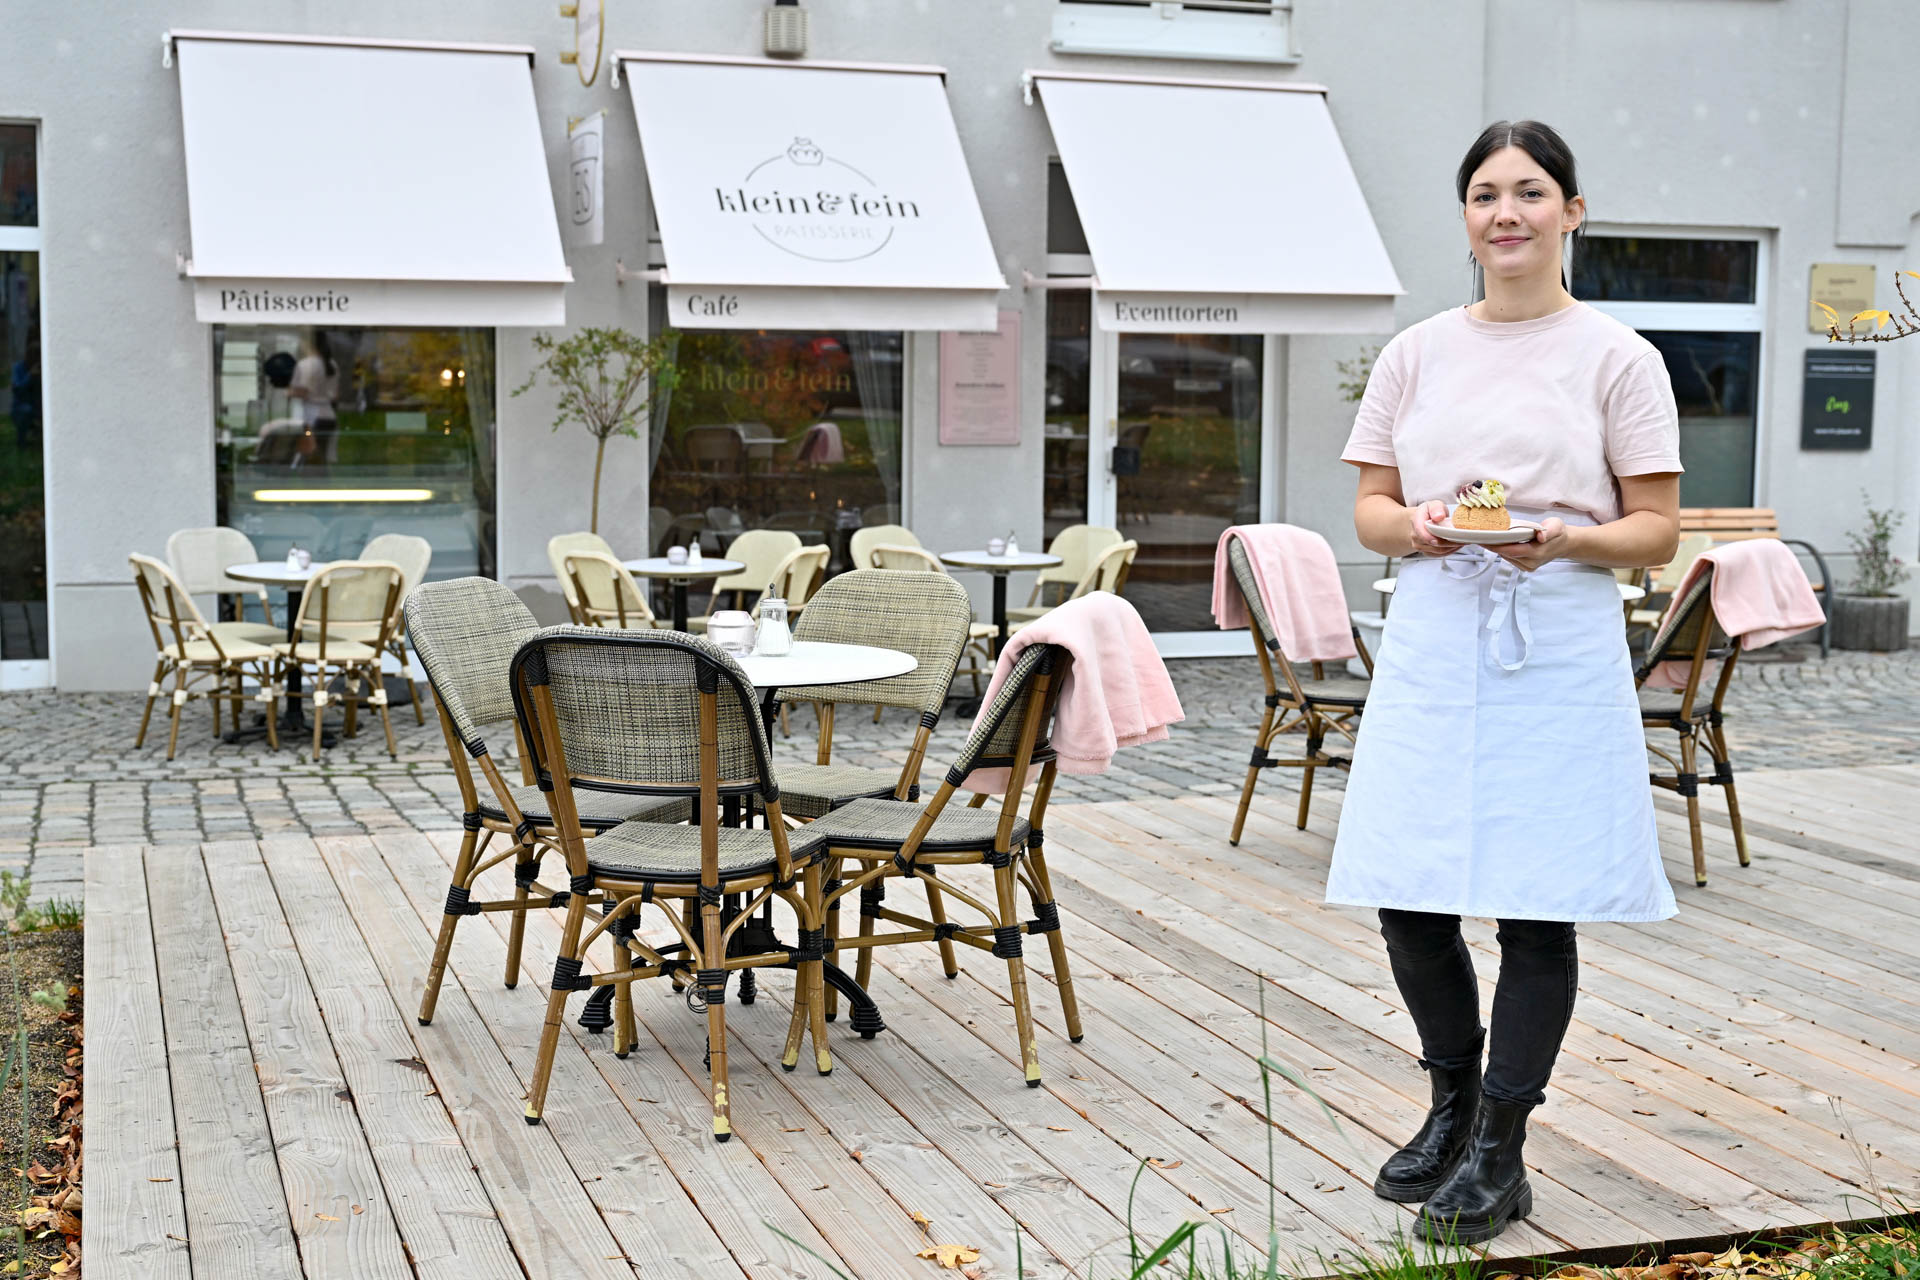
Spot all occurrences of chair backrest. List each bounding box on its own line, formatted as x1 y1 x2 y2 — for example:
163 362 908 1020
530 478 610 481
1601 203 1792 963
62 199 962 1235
1038 525 1123 590
547 532 616 617
869 543 947 574
851 523 918 570
359 533 433 598
945 644 1065 783
768 544 831 609
563 550 655 628
293 561 405 656
1639 562 1730 677
1225 537 1281 654
684 425 747 469
784 570 973 714
511 626 775 803
1652 532 1716 593
404 577 540 756
129 553 214 653
165 526 264 597
1060 538 1139 603
709 529 802 599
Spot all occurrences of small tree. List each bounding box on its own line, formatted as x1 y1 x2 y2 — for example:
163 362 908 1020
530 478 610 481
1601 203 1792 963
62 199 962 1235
514 328 679 534
1817 269 1920 343
1846 490 1911 598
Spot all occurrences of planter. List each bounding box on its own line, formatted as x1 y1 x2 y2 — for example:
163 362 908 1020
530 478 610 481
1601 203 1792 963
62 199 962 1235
1349 610 1388 679
1829 593 1910 652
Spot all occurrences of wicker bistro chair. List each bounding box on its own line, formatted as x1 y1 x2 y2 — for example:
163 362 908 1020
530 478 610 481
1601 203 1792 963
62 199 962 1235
164 526 281 637
403 579 687 1025
1224 537 1374 844
802 644 1075 1088
563 550 666 631
868 544 999 695
509 627 833 1140
276 560 405 758
359 533 433 723
687 529 801 632
1024 525 1124 611
129 554 282 758
1006 538 1139 633
1633 562 1749 886
547 531 616 624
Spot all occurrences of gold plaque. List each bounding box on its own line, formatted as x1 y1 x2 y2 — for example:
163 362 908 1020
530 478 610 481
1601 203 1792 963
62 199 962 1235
1810 262 1874 334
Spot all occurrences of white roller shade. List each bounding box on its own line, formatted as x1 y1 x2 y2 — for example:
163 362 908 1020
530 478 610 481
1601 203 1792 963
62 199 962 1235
1033 72 1402 334
174 34 570 326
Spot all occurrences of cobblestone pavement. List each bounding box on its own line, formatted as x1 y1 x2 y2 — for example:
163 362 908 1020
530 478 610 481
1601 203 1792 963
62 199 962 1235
4 640 1915 904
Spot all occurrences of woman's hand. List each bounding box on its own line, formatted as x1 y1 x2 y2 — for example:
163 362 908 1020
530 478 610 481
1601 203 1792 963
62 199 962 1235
1409 500 1464 556
1492 517 1571 571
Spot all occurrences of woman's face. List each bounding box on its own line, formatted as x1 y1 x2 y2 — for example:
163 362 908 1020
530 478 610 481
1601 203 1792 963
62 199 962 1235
1462 145 1584 284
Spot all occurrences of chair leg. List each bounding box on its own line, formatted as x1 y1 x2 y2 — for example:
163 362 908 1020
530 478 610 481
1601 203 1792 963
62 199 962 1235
804 863 833 1075
823 858 843 1021
1230 711 1274 845
418 826 479 1025
261 668 280 753
312 677 326 759
697 895 734 1141
376 681 398 757
853 879 880 996
922 869 961 979
343 674 360 739
1706 722 1750 868
136 659 167 748
993 860 1043 1087
1025 846 1082 1042
611 916 637 1060
503 846 536 990
398 642 426 725
1680 734 1707 886
211 677 222 737
1296 760 1317 831
525 892 591 1126
165 668 189 761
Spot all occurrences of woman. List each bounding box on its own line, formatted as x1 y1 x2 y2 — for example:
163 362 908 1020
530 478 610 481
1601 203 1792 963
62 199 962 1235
289 331 340 466
1328 121 1682 1245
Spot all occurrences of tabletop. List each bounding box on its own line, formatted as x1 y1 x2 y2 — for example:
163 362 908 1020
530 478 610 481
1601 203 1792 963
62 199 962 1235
621 557 746 580
735 640 916 690
940 549 1064 572
225 560 340 586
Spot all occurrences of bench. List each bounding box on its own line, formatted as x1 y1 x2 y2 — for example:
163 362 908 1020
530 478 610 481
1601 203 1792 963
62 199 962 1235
1671 508 1832 656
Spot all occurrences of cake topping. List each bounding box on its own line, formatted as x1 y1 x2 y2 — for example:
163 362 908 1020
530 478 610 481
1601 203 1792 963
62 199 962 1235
1455 479 1507 509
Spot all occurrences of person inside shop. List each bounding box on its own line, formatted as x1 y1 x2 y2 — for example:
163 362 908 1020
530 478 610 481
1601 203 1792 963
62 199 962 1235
289 329 340 467
1327 120 1683 1245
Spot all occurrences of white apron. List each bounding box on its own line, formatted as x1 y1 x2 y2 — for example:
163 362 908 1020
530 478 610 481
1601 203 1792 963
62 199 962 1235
1326 513 1676 923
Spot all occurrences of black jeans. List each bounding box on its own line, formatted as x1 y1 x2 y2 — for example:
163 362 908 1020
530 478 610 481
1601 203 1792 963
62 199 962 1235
1377 909 1578 1108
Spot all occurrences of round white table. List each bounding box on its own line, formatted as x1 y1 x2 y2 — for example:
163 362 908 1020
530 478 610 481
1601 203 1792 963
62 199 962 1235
620 557 746 632
940 549 1064 654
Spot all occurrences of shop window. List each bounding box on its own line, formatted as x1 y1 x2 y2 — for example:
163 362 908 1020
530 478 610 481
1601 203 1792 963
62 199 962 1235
646 287 903 572
1575 234 1763 507
1 121 43 668
214 326 497 579
1051 1 1295 64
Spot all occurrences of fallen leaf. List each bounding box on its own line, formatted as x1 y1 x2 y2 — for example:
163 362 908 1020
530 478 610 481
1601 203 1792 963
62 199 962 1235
783 1127 806 1133
1632 1108 1656 1115
352 1205 364 1215
149 1177 174 1183
850 1150 865 1163
1046 1125 1071 1132
917 1243 981 1269
910 1210 932 1230
316 1213 341 1222
1208 1206 1234 1215
1147 1158 1182 1170
1316 1185 1345 1193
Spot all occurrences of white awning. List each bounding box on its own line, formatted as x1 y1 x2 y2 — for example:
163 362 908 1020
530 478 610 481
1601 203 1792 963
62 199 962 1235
620 52 1004 331
172 32 570 326
1029 70 1402 334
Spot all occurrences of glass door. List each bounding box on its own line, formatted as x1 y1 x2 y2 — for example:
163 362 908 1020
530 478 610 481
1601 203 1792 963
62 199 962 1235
0 123 45 686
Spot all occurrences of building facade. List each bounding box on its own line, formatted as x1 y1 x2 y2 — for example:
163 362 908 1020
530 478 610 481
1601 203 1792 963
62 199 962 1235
3 0 1915 690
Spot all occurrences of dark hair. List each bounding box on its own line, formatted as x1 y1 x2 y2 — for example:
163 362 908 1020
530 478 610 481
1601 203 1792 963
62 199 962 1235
311 329 337 378
1455 120 1583 283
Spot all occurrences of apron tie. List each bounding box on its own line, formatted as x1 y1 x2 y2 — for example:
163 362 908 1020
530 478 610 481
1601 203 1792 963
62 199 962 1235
1438 546 1534 672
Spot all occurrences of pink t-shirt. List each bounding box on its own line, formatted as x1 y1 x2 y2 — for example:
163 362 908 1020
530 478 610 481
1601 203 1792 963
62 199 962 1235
1341 302 1682 524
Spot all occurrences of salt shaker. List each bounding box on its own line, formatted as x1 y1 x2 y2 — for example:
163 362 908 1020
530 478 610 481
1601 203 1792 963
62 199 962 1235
755 584 792 656
1005 530 1020 557
688 541 703 566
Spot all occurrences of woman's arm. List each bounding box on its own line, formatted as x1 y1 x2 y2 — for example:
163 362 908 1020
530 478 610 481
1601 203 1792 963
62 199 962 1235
1352 462 1464 558
1493 472 1681 571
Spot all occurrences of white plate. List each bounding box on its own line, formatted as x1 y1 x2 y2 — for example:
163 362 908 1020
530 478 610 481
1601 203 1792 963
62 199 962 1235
1423 520 1541 546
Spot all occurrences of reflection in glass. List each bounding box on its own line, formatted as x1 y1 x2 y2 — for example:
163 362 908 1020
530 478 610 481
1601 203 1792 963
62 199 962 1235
0 125 34 228
1116 331 1262 632
1574 237 1757 304
646 287 902 574
1043 288 1092 541
1 251 42 659
215 326 497 579
1642 330 1758 508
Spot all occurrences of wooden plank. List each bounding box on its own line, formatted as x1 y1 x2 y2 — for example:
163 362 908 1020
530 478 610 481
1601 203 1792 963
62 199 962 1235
198 839 415 1280
82 845 191 1280
251 835 525 1280
143 844 304 1279
309 835 638 1280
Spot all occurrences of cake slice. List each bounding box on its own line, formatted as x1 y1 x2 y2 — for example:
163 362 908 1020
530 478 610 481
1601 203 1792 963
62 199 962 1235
1451 479 1510 530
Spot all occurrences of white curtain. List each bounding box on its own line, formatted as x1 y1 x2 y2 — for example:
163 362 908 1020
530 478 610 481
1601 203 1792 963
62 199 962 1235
848 332 901 507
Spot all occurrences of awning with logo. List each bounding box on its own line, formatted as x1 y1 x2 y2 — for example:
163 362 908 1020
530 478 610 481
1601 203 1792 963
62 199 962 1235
1028 70 1402 334
169 31 570 326
619 52 1004 331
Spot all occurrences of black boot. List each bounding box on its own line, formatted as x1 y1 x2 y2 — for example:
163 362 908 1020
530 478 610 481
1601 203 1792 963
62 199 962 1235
1373 1061 1481 1202
1416 1097 1533 1244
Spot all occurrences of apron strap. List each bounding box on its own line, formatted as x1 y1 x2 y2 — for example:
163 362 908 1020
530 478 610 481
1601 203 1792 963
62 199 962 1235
1484 564 1533 672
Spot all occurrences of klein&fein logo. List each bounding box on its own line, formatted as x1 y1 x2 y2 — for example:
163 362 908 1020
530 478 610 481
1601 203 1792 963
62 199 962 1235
218 288 351 314
713 137 921 263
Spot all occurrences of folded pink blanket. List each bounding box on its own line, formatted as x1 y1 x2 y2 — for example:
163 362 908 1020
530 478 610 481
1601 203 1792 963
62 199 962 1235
1210 525 1356 662
1645 540 1826 689
962 593 1184 794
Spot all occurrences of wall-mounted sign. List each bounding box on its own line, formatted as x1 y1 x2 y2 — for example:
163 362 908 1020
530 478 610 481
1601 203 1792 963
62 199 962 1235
1801 349 1874 450
1809 262 1873 334
566 111 605 248
939 310 1022 446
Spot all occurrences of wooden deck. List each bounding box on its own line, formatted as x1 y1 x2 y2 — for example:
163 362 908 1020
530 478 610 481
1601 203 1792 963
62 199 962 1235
85 764 1920 1279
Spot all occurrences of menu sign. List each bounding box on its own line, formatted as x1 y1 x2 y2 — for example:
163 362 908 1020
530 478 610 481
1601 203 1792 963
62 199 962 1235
1801 349 1874 451
938 309 1022 445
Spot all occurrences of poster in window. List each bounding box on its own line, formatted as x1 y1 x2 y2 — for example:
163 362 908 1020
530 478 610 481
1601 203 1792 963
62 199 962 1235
939 309 1021 446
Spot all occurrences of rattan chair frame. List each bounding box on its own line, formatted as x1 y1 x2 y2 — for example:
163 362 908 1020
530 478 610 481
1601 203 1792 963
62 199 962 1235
279 560 405 758
509 627 829 1141
1223 537 1373 843
811 645 1077 1088
129 553 282 759
866 543 997 695
1633 562 1748 886
563 550 664 630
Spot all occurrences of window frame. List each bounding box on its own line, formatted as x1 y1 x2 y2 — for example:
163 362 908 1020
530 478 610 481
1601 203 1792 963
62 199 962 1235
0 119 47 690
1049 0 1298 66
1577 224 1770 508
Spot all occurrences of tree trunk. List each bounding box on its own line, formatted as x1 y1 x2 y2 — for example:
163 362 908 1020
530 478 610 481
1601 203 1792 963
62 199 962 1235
590 435 607 535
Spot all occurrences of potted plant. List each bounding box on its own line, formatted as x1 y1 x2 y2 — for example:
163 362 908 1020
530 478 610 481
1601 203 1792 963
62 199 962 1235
514 327 679 534
1830 492 1911 651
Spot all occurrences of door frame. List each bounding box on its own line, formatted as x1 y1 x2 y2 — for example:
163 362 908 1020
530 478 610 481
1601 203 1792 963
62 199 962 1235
0 120 50 689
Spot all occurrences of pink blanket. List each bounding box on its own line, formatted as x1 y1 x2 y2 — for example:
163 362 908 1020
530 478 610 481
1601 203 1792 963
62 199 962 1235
1209 525 1357 662
962 593 1185 794
795 422 844 464
1645 540 1826 689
